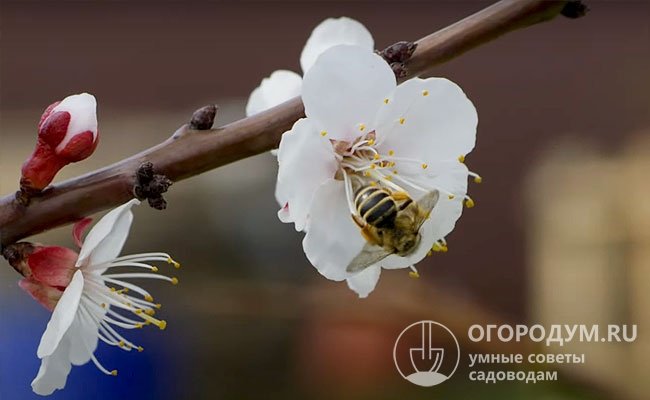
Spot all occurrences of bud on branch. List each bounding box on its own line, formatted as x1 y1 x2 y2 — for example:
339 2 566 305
19 93 98 203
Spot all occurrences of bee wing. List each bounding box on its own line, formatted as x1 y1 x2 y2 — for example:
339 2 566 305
346 243 392 273
413 190 440 229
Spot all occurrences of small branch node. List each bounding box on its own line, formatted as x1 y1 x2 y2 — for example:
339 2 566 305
390 62 408 78
133 162 173 210
2 242 35 278
189 105 218 130
380 41 418 64
561 1 589 19
14 189 34 207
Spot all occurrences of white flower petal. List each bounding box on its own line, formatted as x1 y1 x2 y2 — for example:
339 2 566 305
303 179 366 281
375 78 477 163
31 335 72 396
300 17 374 73
37 270 84 359
245 70 303 116
67 305 101 365
276 118 338 231
77 199 140 268
52 93 98 152
346 265 381 298
302 45 396 142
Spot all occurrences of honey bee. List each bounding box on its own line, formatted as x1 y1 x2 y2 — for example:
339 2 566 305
347 183 439 273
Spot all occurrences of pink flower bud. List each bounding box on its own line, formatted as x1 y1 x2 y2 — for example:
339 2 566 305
20 93 98 192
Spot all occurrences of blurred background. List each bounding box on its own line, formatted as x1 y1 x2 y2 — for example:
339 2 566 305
1 1 649 399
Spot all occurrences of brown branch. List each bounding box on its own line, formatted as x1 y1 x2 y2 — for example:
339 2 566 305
0 0 578 248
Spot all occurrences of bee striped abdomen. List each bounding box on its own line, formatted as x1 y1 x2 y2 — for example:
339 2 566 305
355 187 397 228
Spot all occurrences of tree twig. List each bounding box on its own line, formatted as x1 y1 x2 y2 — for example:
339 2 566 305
0 0 579 248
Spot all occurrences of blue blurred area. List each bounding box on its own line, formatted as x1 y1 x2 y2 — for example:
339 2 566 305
0 297 179 400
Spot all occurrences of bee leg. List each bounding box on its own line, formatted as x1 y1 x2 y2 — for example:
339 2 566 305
360 226 377 244
352 214 365 228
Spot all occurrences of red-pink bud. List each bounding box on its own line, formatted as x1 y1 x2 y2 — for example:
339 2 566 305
20 93 98 192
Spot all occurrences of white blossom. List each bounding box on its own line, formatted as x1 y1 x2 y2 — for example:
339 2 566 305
29 199 180 395
275 45 479 297
246 17 373 116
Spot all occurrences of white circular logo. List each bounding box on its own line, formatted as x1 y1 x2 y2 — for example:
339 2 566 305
393 320 460 387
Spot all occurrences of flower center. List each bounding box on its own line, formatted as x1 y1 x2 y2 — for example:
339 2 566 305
333 129 481 270
78 252 180 376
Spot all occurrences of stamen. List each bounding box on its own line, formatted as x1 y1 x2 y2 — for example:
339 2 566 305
166 257 180 268
320 131 327 137
464 196 475 208
408 266 420 279
422 90 429 96
342 172 358 215
102 273 178 284
469 171 482 183
90 354 117 376
458 155 465 163
358 124 366 131
399 118 405 125
383 98 389 104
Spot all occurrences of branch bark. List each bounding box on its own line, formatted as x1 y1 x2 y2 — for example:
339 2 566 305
0 0 573 248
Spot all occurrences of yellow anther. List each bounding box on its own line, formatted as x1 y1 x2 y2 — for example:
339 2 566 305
137 346 144 352
158 320 167 330
166 257 181 269
145 309 155 316
465 198 475 208
422 90 429 96
119 340 125 347
110 287 116 292
171 277 179 285
432 243 444 252
155 303 162 309
421 163 428 169
473 175 482 184
135 309 143 315
359 124 366 131
388 150 395 156
399 117 405 125
384 98 389 104
427 250 433 257
367 138 375 145
390 162 396 167
409 271 420 279
385 175 392 181
373 153 380 160
111 370 118 376
135 323 144 329
101 303 106 308
393 170 398 175
363 171 371 177
441 245 449 253
320 131 328 137
458 155 465 163
448 194 455 200
151 266 159 272
144 294 154 302
370 164 376 170
370 181 377 187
